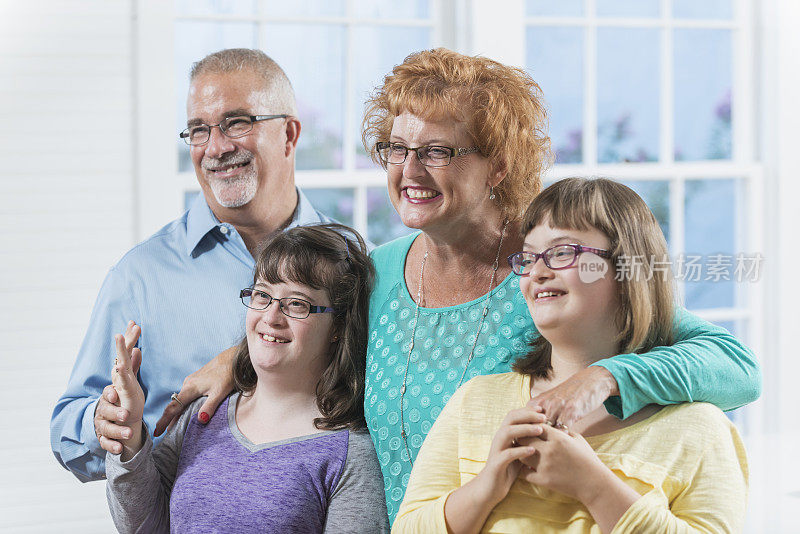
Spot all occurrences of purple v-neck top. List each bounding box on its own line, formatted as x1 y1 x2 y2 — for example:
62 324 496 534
106 393 389 533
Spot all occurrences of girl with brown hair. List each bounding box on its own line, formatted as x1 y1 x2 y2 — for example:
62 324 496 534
395 179 748 533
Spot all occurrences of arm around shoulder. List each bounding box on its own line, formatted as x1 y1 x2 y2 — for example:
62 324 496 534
595 307 761 419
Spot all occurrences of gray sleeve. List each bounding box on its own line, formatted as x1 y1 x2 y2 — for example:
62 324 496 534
323 429 390 534
105 397 205 534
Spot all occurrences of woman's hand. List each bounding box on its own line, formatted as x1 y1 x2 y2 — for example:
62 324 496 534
520 426 640 533
444 406 545 534
519 425 605 501
111 322 146 460
153 345 238 436
475 406 548 505
529 366 619 428
95 321 142 455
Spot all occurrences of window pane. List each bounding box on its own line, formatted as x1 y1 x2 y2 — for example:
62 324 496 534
526 0 583 17
175 0 255 16
175 21 257 172
263 24 345 170
353 26 431 169
263 0 345 17
597 28 660 163
683 178 739 309
674 30 732 161
352 0 430 19
619 180 670 244
526 27 583 164
597 0 659 18
367 187 413 245
303 188 354 226
672 0 732 20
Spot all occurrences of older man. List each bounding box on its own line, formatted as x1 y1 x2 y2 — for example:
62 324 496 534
50 49 332 482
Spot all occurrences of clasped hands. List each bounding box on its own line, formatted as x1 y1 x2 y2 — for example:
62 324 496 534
472 367 619 507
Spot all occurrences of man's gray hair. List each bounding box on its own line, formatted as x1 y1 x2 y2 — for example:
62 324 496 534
190 48 297 115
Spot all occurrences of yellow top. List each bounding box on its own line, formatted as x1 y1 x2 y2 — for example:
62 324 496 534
394 372 748 534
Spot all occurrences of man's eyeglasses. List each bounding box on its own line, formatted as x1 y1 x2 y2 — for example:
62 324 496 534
507 244 612 275
180 115 289 146
239 288 335 319
375 141 480 168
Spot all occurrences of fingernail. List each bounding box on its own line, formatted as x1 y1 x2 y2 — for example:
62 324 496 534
118 411 126 419
198 412 210 424
123 430 131 439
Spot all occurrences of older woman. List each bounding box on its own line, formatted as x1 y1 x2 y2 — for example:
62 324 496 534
359 48 758 522
118 48 759 526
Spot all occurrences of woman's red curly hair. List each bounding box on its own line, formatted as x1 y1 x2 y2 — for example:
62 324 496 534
362 48 552 219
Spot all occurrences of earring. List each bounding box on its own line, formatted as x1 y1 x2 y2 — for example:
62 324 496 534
489 185 496 200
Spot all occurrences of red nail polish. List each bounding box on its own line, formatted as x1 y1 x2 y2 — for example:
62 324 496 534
198 412 210 424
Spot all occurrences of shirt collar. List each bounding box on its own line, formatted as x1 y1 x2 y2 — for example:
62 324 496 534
185 188 321 256
186 192 222 256
290 187 324 229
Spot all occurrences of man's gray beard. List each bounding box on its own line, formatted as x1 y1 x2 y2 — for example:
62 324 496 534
207 173 258 208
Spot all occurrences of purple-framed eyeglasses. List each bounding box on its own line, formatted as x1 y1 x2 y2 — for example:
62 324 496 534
507 244 612 276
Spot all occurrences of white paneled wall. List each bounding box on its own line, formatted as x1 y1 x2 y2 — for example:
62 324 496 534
0 0 135 531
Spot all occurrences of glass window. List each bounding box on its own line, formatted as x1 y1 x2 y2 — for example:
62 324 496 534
262 0 344 17
367 187 413 245
526 0 583 17
526 27 584 164
304 188 355 226
683 178 740 309
352 0 430 19
597 28 660 163
262 23 346 170
674 30 732 161
596 0 659 18
175 0 256 16
673 0 733 20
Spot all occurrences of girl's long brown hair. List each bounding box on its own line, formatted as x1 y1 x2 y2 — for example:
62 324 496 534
232 224 375 430
514 178 675 378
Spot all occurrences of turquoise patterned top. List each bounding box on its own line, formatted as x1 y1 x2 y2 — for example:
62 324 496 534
365 233 761 525
365 233 533 522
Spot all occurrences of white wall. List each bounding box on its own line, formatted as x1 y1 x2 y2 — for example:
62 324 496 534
0 0 134 530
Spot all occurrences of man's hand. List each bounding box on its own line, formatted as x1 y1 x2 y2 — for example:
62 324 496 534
94 321 142 455
529 366 619 428
153 345 238 436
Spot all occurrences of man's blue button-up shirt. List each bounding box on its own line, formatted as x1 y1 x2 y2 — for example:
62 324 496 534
50 189 332 482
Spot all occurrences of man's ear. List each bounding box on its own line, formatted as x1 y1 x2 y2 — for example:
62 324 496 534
285 117 301 156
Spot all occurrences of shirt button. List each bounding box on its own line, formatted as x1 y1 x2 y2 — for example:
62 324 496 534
220 226 229 234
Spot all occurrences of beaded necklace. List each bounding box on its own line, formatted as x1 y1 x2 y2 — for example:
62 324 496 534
399 220 509 466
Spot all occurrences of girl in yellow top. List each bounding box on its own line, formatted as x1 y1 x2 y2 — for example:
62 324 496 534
394 178 748 534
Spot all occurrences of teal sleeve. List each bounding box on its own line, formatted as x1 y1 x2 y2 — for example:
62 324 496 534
593 307 761 419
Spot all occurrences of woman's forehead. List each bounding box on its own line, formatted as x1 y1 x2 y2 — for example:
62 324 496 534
390 110 470 141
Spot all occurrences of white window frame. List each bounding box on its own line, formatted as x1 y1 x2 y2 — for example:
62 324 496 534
159 0 457 243
469 0 765 433
136 0 767 433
